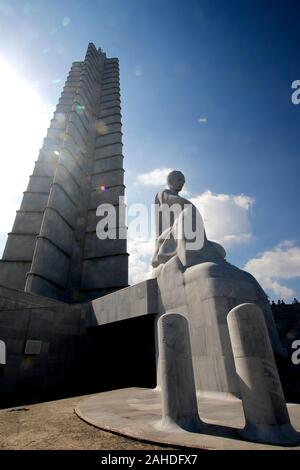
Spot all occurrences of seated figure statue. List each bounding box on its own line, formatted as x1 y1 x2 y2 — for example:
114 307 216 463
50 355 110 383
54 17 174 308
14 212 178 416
152 170 226 268
152 170 286 397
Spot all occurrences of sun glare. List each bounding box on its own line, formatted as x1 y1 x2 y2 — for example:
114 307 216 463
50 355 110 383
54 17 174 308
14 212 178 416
0 57 52 250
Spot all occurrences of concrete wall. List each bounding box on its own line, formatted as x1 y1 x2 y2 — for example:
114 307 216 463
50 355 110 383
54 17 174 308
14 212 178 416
0 302 93 407
0 287 156 408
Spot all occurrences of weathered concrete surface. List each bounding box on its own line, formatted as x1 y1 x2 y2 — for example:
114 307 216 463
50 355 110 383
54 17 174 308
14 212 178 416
158 313 203 432
0 284 65 309
0 299 92 407
227 303 300 445
0 43 128 302
0 284 157 407
153 255 284 396
75 387 300 450
91 279 158 325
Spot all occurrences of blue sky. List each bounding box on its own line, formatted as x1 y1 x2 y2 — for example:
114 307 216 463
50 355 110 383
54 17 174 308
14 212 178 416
0 0 300 300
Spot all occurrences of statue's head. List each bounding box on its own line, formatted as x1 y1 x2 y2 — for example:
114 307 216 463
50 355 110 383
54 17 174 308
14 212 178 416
167 170 185 192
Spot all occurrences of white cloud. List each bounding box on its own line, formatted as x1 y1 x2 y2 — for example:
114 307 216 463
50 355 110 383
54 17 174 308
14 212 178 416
244 241 300 300
133 65 143 78
62 17 71 27
136 167 191 196
198 117 207 123
128 237 154 284
0 57 53 256
191 190 254 247
137 168 173 187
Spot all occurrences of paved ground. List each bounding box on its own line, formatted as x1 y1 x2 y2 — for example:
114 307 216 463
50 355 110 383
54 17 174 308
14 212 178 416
0 395 173 450
76 387 300 450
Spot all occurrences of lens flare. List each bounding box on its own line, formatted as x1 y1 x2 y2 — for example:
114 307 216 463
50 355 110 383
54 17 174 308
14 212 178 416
97 184 108 193
95 120 108 135
75 103 85 114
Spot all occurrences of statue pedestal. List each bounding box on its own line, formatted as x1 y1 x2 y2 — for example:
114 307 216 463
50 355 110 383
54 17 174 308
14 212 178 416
153 255 284 396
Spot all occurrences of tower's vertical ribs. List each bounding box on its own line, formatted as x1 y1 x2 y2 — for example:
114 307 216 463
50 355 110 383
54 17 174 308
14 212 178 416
81 56 128 299
24 44 103 300
0 44 128 302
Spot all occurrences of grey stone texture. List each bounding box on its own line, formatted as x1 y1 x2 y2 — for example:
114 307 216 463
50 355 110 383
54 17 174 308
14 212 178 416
158 313 203 432
76 387 300 450
227 303 299 445
0 44 128 302
153 254 284 397
0 285 156 407
0 305 92 406
91 279 158 325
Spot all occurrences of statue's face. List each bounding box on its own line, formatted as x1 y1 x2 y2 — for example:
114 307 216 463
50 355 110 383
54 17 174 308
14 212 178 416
168 172 185 192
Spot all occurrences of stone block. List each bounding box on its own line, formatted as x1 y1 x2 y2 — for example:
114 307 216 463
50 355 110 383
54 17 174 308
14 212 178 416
48 185 77 228
28 237 70 288
91 169 124 188
102 87 120 97
39 208 74 256
0 261 31 290
101 93 120 104
27 175 52 193
91 278 157 325
67 121 87 154
72 100 90 128
33 161 56 177
2 234 37 261
53 165 81 206
100 99 121 111
96 132 122 147
83 232 126 259
20 192 48 212
25 274 66 301
99 106 121 118
81 254 128 290
95 122 121 136
94 143 123 159
92 155 123 173
59 149 85 188
12 211 43 235
96 113 121 126
63 134 86 168
69 110 88 137
102 72 119 81
89 185 125 208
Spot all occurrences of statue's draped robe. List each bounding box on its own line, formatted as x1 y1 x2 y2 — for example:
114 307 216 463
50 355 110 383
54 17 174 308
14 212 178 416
152 190 225 268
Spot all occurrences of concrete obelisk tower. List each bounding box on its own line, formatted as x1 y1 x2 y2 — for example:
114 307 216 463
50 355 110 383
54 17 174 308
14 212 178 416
0 43 128 302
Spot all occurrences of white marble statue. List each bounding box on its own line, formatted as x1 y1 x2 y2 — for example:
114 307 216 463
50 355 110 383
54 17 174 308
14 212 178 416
152 170 225 268
152 170 286 396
